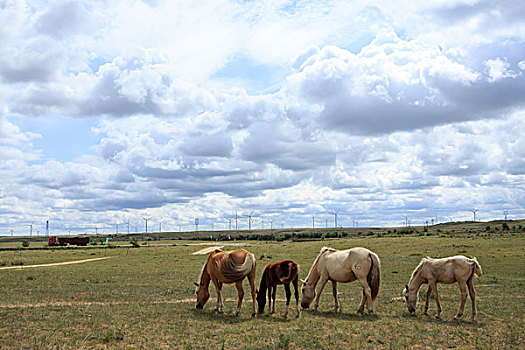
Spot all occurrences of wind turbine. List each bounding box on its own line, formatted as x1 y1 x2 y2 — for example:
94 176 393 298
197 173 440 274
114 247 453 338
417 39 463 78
141 216 152 234
402 215 408 228
28 220 35 236
245 211 254 230
312 216 315 229
503 210 508 221
331 209 340 228
226 218 233 230
194 218 199 231
269 219 274 230
470 209 478 222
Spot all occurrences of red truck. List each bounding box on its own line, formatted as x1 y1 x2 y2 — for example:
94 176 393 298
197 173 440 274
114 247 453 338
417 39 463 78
48 236 90 246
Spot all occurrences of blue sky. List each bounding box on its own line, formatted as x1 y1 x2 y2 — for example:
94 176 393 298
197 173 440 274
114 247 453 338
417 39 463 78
1 0 524 236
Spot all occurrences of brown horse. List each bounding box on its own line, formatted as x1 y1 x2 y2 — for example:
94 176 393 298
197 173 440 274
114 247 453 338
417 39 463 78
256 260 300 318
194 249 257 317
403 256 482 320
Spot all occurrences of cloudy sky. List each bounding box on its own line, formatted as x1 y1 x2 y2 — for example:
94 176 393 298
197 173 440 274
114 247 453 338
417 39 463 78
1 0 524 235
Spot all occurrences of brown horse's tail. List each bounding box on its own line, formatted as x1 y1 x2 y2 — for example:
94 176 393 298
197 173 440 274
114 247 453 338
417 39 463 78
367 252 381 301
279 261 299 284
471 257 482 278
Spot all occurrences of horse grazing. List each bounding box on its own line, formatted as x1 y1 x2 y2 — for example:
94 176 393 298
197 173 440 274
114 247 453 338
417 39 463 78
256 260 300 318
194 249 257 317
300 247 381 314
403 256 482 320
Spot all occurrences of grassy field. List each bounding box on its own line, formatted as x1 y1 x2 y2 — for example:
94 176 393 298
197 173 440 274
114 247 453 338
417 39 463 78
0 235 523 349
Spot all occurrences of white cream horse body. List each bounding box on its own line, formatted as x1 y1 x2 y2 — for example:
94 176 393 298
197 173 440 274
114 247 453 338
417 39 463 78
403 255 482 320
301 247 381 313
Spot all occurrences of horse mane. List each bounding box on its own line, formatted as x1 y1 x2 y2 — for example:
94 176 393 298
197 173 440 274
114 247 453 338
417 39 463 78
305 247 335 282
220 252 255 282
409 257 431 283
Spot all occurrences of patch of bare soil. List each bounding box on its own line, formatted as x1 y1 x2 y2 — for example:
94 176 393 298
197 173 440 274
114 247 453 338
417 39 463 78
0 257 112 270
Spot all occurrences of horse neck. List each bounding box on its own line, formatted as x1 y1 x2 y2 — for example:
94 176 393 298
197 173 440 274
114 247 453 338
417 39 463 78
305 258 321 287
408 269 423 292
199 262 211 288
258 267 269 294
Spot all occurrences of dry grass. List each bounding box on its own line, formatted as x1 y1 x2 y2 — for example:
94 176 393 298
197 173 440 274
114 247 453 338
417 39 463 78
0 235 523 349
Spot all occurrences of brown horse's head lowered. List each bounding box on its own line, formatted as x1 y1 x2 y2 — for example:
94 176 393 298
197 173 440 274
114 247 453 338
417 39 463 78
194 249 257 317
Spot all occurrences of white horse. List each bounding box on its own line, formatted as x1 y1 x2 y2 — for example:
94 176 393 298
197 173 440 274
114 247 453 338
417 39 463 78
300 247 381 313
403 256 482 320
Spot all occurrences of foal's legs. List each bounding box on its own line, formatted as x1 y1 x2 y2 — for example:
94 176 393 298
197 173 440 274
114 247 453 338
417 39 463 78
357 277 374 313
292 279 300 318
313 276 329 311
455 280 468 319
271 286 277 314
211 278 224 313
331 281 340 312
267 286 272 314
423 286 432 315
283 283 291 318
429 280 442 318
233 281 244 316
467 278 477 320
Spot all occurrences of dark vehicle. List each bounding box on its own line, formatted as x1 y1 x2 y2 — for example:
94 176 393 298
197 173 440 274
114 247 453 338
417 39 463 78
48 236 90 246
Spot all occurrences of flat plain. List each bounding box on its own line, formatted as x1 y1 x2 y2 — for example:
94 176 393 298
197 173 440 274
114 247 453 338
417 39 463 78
0 232 523 349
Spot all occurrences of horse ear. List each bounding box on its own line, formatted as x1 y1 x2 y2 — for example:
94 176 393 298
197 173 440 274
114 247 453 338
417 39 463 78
194 282 199 287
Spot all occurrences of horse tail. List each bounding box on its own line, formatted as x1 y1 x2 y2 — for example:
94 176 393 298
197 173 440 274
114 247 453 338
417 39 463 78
221 252 256 282
367 252 381 301
471 257 482 277
279 261 299 284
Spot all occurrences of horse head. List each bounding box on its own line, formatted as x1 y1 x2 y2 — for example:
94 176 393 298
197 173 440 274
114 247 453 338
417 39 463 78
194 282 210 309
403 284 417 313
256 288 266 314
300 279 315 309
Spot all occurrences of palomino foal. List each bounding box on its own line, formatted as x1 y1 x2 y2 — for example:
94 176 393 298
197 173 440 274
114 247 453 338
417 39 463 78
403 255 482 320
194 249 257 317
301 247 381 314
256 260 300 318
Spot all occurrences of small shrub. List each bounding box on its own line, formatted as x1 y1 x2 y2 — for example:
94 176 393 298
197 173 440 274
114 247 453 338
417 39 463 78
130 239 140 247
21 241 29 248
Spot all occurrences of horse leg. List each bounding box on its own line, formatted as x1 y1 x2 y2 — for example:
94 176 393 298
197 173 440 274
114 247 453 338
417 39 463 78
423 285 432 315
429 281 442 318
313 276 329 311
455 280 468 319
212 279 224 313
283 284 291 318
248 268 257 318
293 278 300 318
267 286 272 314
271 286 277 314
467 278 477 321
357 290 366 314
233 281 244 316
331 281 339 313
357 277 373 314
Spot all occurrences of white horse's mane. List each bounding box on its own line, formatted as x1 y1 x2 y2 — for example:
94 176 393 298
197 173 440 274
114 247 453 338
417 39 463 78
305 247 336 282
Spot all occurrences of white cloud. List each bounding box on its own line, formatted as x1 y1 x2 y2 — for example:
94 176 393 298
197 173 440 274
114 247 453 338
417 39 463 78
1 0 525 233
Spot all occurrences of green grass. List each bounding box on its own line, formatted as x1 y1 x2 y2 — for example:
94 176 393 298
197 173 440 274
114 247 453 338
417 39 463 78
0 236 523 349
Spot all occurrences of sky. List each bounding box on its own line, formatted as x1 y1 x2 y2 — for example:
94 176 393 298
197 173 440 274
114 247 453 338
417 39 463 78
1 0 524 236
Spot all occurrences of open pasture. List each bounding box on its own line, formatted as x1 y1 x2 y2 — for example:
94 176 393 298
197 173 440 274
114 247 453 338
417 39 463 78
0 235 523 349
